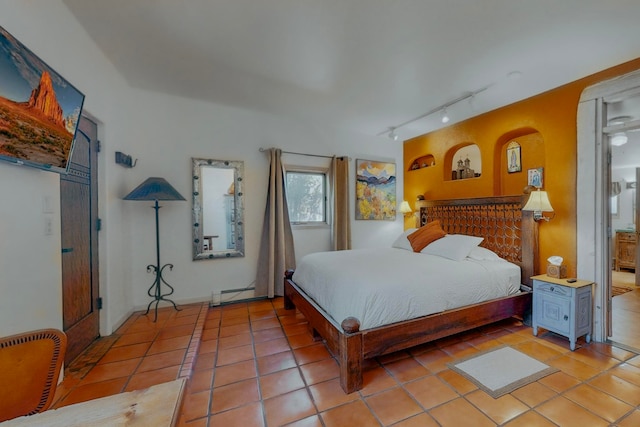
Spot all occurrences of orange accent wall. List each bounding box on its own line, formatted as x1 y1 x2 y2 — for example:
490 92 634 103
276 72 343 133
404 57 640 277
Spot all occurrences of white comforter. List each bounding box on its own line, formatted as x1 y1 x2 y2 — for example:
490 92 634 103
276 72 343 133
291 247 521 331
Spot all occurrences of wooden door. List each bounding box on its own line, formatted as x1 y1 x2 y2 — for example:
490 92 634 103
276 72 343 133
636 167 639 287
60 116 99 364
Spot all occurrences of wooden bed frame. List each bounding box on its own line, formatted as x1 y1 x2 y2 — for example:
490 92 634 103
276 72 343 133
284 195 538 394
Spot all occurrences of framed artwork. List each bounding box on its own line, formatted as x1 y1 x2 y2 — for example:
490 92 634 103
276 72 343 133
528 167 543 188
506 141 521 173
355 159 396 220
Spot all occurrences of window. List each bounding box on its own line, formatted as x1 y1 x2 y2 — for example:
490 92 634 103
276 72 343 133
286 170 327 224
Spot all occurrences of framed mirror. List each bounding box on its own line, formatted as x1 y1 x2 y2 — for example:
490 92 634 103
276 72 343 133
192 158 245 260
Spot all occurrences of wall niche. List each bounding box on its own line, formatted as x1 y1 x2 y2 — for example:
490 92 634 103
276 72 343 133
447 144 482 181
409 154 435 171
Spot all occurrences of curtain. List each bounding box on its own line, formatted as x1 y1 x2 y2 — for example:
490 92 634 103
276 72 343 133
331 156 351 250
256 148 296 297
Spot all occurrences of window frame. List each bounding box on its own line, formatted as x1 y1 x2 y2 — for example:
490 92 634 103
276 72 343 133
284 165 330 229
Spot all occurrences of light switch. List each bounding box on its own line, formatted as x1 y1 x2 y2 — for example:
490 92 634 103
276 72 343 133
42 196 54 213
44 215 53 236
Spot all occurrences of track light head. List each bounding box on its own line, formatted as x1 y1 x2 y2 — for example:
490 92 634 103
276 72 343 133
441 109 450 123
388 127 399 141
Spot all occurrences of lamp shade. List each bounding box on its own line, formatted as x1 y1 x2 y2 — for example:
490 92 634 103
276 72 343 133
522 190 553 212
124 177 185 201
611 132 628 147
399 200 412 214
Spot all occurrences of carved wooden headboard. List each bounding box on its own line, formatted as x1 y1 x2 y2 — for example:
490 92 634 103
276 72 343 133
416 195 538 286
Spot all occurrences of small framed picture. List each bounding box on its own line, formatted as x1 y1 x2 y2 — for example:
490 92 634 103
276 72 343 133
506 141 521 173
528 167 543 188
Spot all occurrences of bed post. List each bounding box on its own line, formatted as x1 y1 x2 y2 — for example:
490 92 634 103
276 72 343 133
339 317 362 394
284 270 295 309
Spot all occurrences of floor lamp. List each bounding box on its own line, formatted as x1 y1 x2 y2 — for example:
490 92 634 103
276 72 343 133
124 177 186 321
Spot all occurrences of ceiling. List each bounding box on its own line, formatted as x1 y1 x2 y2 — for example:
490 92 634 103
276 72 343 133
62 0 640 142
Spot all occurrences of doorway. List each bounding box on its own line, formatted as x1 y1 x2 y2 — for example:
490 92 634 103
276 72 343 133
60 116 100 363
577 70 640 352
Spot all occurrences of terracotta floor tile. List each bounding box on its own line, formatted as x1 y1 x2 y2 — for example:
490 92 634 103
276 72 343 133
383 356 430 383
538 371 581 393
212 359 257 387
293 342 332 365
113 330 157 347
98 342 150 364
465 389 529 424
219 323 251 337
257 350 298 376
283 323 310 336
429 397 495 427
392 412 440 427
413 348 455 373
188 369 213 393
436 369 478 394
608 363 640 387
588 372 640 406
512 339 565 361
251 317 281 331
252 326 285 343
259 367 306 399
403 375 459 409
210 378 260 413
546 354 601 381
220 315 249 327
124 365 180 392
217 332 252 349
309 378 359 411
536 395 609 427
365 386 423 425
57 377 127 407
617 409 640 427
193 352 216 371
254 337 290 357
287 332 317 349
201 327 219 341
136 349 186 372
147 335 192 355
286 415 324 427
180 390 211 422
570 345 623 371
510 381 557 407
263 389 316 426
360 365 398 396
502 410 558 427
197 338 218 354
320 400 380 427
563 383 634 423
299 358 340 385
81 358 141 384
215 343 254 366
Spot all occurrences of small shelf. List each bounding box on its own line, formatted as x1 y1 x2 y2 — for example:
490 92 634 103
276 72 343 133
409 154 435 171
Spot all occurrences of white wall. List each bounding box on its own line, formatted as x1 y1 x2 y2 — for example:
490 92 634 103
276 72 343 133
0 1 404 339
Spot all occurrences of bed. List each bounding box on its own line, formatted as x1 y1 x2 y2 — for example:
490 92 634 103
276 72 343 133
284 195 538 393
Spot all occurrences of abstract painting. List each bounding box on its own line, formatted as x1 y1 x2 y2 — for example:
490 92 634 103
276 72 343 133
355 159 396 220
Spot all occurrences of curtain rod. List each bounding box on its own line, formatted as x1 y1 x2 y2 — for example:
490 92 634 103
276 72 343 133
259 147 349 160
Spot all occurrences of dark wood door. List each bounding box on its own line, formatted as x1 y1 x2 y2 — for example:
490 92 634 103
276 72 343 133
60 116 99 364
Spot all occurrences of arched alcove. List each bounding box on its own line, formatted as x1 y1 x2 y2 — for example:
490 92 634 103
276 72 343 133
444 143 481 181
494 128 545 195
408 154 435 171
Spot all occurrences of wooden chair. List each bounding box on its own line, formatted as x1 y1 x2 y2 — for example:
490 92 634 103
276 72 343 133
0 329 67 422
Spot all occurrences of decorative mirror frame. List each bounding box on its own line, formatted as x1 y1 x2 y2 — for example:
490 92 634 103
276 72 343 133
192 158 245 260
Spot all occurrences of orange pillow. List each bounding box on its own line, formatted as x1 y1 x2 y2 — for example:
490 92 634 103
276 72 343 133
407 220 446 252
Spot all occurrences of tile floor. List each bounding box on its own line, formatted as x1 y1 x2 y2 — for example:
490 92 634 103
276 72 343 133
50 297 640 427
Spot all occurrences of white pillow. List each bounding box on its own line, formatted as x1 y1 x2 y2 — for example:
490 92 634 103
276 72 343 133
467 246 502 261
391 228 417 251
421 234 484 261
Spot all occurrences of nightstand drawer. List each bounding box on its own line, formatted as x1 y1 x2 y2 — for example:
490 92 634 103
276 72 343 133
535 282 570 297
